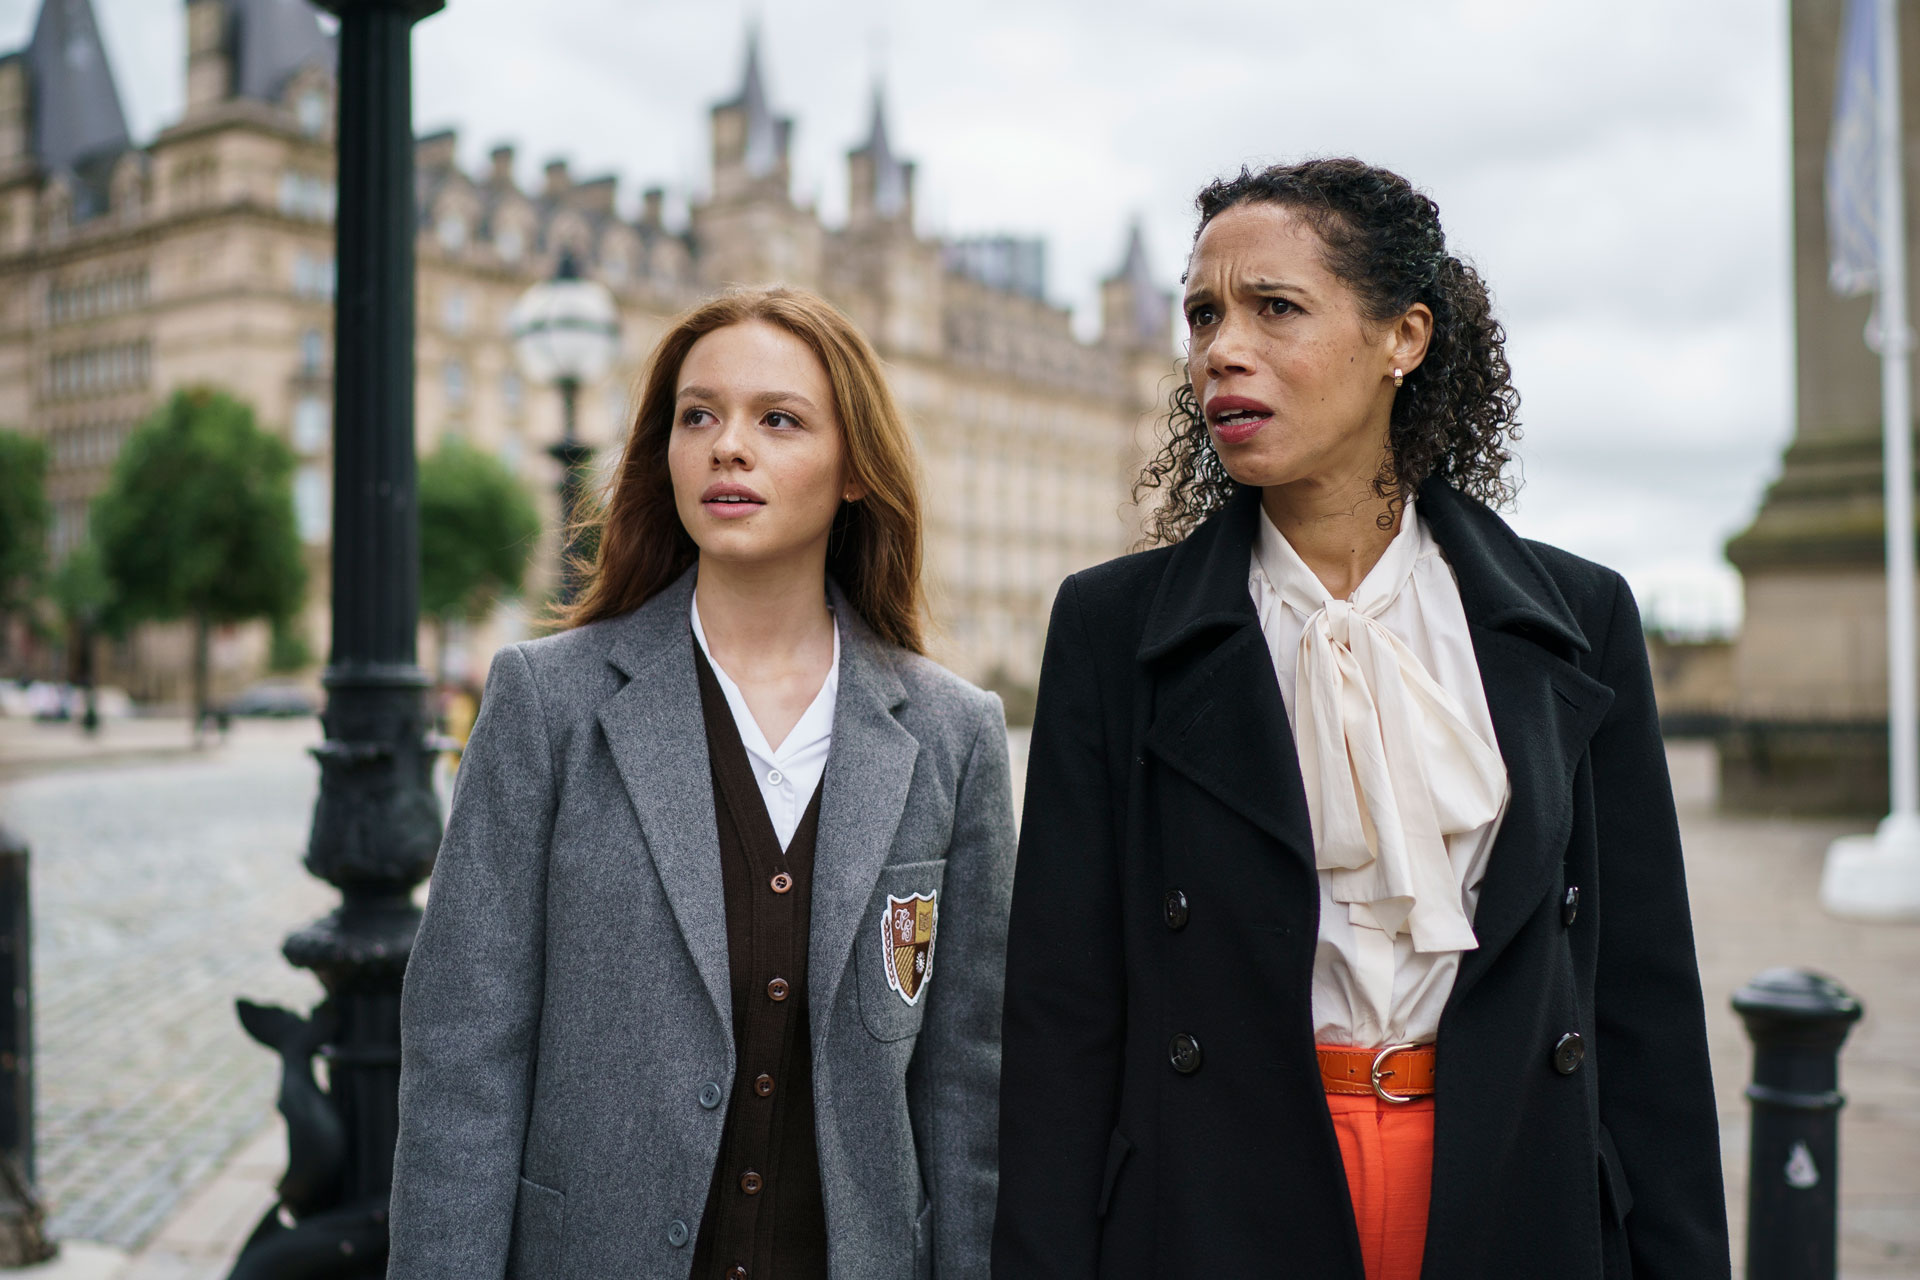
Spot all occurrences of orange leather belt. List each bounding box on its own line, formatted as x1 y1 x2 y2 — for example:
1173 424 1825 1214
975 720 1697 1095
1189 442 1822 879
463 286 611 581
1318 1043 1437 1103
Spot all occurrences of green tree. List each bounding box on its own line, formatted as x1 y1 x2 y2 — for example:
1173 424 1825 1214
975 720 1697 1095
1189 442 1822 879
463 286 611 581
0 430 51 662
419 438 540 681
94 388 306 732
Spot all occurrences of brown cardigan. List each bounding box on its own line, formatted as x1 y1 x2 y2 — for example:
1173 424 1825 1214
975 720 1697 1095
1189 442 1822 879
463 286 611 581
691 646 830 1280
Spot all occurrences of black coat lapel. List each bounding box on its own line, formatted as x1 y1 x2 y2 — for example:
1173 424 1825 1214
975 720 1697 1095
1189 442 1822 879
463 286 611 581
1418 482 1615 1001
1139 487 1314 865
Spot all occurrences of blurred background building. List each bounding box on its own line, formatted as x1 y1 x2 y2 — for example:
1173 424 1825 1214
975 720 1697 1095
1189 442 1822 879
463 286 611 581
0 0 1174 710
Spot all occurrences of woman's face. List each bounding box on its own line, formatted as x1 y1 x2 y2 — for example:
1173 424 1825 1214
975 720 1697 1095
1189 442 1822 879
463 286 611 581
668 320 862 570
1182 202 1428 494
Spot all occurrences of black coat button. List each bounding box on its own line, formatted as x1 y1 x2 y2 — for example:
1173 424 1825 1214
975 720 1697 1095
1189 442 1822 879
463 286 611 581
1553 1032 1585 1075
1163 889 1190 931
1562 886 1580 927
1169 1033 1203 1074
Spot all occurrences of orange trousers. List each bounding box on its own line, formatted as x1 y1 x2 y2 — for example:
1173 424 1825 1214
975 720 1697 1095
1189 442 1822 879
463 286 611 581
1324 1090 1436 1280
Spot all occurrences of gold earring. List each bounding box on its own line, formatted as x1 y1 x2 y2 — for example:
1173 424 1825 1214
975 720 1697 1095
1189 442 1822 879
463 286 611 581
1393 368 1405 388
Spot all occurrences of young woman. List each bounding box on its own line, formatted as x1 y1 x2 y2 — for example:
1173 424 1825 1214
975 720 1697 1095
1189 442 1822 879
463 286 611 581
993 160 1729 1280
389 287 1014 1280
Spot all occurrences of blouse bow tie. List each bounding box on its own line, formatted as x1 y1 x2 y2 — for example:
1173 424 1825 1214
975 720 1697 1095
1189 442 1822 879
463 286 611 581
1254 543 1507 955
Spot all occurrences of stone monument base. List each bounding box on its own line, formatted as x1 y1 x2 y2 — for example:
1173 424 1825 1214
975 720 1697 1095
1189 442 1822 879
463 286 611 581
1717 719 1888 817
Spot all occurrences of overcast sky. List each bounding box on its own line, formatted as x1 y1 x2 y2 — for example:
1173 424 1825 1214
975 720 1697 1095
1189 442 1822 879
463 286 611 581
5 0 1796 633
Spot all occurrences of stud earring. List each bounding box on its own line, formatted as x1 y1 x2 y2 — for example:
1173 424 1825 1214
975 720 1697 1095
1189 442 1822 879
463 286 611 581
1392 368 1405 388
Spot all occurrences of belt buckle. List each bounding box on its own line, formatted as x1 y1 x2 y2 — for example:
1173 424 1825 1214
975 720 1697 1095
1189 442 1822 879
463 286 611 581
1370 1042 1420 1104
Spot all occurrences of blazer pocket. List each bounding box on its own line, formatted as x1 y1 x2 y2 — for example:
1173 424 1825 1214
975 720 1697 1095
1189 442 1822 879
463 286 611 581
505 1175 566 1276
1096 1129 1133 1218
912 1199 934 1280
857 859 949 1042
1596 1124 1634 1226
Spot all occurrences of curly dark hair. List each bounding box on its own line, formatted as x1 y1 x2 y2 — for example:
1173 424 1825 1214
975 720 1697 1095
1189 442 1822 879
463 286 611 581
1136 157 1520 545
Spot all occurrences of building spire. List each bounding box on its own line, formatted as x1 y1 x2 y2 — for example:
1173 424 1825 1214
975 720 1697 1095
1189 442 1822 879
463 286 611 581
731 25 779 179
863 83 908 219
25 0 130 171
229 0 337 103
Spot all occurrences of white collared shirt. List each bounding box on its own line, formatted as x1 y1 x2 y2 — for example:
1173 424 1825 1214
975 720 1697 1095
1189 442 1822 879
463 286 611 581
691 595 839 851
1249 498 1510 1048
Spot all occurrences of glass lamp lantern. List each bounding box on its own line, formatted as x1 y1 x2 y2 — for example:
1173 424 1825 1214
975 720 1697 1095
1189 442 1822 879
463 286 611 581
509 251 620 605
508 252 620 389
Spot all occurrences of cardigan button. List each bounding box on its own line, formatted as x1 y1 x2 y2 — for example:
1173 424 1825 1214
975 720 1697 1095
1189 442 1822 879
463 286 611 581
698 1081 723 1109
740 1170 763 1195
754 1073 775 1097
767 977 789 1001
667 1219 690 1248
1562 886 1580 927
727 1268 748 1280
1163 889 1190 931
771 872 793 894
1169 1033 1203 1075
1553 1032 1586 1076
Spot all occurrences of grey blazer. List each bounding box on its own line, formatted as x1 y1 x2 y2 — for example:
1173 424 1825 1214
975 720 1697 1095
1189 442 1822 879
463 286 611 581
387 571 1015 1279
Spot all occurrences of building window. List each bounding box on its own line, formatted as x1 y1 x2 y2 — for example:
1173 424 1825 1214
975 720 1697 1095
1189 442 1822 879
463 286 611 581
301 329 326 376
45 341 150 400
293 251 337 299
278 171 335 220
442 289 468 335
438 213 467 253
495 226 524 263
292 396 330 454
294 465 330 544
297 89 329 137
502 370 523 414
444 359 466 406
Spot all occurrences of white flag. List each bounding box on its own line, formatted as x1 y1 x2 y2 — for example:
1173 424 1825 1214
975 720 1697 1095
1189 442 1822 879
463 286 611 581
1830 0 1882 297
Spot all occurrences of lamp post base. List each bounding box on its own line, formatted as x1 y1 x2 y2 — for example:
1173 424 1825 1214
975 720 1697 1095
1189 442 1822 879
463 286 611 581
1821 813 1920 920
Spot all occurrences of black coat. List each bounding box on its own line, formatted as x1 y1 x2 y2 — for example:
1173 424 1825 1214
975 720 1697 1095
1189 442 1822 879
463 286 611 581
992 481 1729 1279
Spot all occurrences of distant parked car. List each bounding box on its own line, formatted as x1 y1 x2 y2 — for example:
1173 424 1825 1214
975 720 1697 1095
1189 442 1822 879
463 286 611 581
221 681 319 718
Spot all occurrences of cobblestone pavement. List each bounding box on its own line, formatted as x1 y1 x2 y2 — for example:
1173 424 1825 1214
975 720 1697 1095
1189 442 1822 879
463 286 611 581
0 720 333 1250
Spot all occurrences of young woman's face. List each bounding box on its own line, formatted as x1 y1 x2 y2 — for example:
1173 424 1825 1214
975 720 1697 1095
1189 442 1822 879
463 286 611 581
1182 202 1423 492
668 320 862 570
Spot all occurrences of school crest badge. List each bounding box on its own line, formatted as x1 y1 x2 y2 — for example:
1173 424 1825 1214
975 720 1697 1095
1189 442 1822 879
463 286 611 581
882 891 938 1006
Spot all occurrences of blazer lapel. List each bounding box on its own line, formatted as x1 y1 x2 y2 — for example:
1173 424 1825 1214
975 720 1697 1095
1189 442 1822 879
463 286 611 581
1418 482 1615 1002
1139 486 1315 867
597 569 734 1037
809 592 918 1045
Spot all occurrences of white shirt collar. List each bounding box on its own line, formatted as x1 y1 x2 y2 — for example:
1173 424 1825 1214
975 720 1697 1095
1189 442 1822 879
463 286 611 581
1254 495 1432 619
689 592 840 764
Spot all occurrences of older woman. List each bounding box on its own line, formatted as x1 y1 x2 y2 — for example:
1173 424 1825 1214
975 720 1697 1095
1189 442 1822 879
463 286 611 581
994 160 1728 1280
390 287 1014 1279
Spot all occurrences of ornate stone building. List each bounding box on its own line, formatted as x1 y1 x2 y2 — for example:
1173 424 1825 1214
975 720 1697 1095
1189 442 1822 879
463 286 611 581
0 0 1173 704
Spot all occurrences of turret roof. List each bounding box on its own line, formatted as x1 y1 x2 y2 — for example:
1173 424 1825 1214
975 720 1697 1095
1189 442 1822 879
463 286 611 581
722 29 782 178
25 0 129 172
224 0 336 103
860 85 909 219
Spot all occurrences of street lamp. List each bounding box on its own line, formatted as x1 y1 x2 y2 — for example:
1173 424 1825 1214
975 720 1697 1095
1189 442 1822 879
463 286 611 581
227 2 444 1276
509 251 619 606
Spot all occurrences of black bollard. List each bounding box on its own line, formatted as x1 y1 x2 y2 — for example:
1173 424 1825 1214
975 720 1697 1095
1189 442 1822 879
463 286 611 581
0 827 54 1266
1731 968 1864 1280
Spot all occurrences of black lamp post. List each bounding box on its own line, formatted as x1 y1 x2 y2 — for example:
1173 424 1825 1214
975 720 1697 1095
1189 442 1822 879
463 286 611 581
510 250 620 607
228 2 444 1275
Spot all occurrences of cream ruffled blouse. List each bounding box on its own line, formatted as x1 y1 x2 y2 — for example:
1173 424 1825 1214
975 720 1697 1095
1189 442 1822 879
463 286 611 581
1250 498 1510 1048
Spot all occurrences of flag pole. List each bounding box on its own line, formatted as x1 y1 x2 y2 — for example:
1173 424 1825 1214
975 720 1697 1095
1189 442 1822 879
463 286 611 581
1823 0 1920 918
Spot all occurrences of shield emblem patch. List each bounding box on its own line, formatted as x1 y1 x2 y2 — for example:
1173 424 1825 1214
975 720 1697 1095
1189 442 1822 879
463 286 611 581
882 891 938 1006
